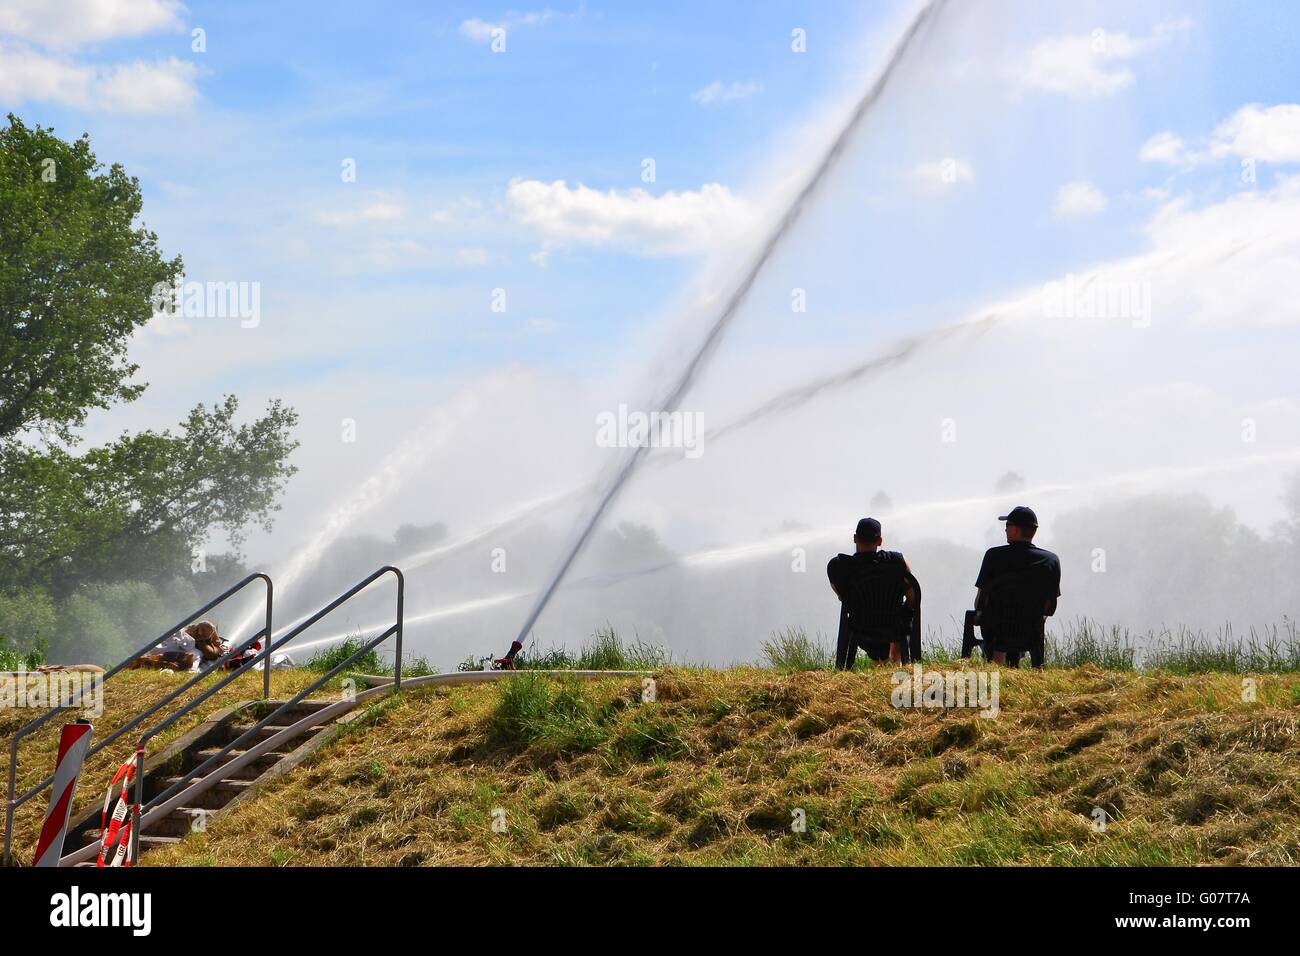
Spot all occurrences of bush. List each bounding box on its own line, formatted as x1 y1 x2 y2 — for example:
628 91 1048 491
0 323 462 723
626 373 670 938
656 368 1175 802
492 674 614 753
1046 619 1137 670
1140 621 1300 674
515 625 671 671
0 635 45 670
306 636 381 675
53 591 129 664
46 578 201 665
397 654 437 677
0 587 55 662
762 627 832 672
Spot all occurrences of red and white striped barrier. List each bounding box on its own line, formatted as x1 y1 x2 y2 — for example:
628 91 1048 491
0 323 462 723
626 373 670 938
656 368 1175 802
96 756 139 868
32 721 94 868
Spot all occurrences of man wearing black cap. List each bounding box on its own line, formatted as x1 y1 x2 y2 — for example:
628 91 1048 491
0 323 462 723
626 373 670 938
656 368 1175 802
827 518 919 668
970 506 1061 668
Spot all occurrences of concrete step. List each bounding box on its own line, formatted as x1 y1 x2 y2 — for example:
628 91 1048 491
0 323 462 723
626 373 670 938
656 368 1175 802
188 748 289 780
218 722 323 747
156 776 253 809
148 807 212 839
79 832 184 854
250 699 335 723
61 698 343 867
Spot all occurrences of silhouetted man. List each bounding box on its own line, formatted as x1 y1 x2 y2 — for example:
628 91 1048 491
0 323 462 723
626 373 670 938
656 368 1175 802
828 518 919 669
969 506 1060 668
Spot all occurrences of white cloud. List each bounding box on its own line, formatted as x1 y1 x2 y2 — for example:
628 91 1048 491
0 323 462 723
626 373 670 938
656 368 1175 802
1053 180 1108 219
935 174 1300 340
317 199 405 227
459 9 561 43
140 309 193 339
430 198 483 225
0 0 183 49
907 158 975 193
0 44 92 105
1141 103 1300 168
1024 174 1300 328
505 178 757 257
455 246 490 268
1010 21 1190 99
0 1 198 112
1209 103 1300 163
0 44 198 112
1139 174 1300 325
690 80 761 105
97 58 198 112
361 237 428 272
1138 130 1192 165
459 18 500 42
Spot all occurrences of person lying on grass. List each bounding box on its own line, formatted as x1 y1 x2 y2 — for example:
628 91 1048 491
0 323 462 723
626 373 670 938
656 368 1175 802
128 620 226 672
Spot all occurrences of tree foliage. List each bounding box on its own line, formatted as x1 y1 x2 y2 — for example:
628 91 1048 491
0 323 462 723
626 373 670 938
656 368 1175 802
0 114 181 445
0 115 299 658
0 396 298 596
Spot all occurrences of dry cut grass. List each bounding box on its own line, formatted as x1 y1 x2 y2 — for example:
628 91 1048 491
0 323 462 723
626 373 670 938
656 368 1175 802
139 665 1300 867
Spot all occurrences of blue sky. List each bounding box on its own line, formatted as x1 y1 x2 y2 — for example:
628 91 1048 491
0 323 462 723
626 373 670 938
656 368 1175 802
4 1 895 384
4 0 1300 576
5 1 1299 379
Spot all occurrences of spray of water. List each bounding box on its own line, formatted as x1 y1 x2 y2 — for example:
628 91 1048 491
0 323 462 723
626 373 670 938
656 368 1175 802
229 378 501 639
396 489 581 569
296 448 1300 657
388 304 990 577
700 310 1000 445
674 449 1300 568
380 245 1190 579
285 558 674 653
508 0 950 646
286 589 532 655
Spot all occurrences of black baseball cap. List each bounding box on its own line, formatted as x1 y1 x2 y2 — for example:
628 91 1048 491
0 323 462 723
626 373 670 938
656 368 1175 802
855 517 882 540
998 506 1038 528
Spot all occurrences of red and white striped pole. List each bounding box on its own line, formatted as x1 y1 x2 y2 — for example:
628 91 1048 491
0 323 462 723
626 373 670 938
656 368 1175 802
32 720 94 868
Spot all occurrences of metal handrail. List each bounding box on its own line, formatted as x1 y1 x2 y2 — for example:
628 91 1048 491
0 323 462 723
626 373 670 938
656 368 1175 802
3 572 273 864
128 565 404 862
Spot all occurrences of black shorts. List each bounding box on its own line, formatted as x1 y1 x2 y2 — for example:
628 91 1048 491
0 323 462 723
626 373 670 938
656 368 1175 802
983 625 1041 654
852 628 899 659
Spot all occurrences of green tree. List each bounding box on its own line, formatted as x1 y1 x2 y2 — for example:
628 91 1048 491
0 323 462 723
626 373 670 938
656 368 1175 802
0 586 54 665
0 116 299 657
0 397 298 596
0 114 180 445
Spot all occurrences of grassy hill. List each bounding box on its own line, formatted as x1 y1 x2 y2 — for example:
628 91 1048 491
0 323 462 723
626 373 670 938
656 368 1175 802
130 662 1300 867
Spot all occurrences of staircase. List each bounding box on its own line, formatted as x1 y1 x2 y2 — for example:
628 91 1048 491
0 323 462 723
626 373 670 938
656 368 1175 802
64 698 340 865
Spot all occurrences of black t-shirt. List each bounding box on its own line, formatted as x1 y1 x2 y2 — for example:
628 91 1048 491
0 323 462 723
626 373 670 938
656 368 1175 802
975 541 1061 613
828 550 906 592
